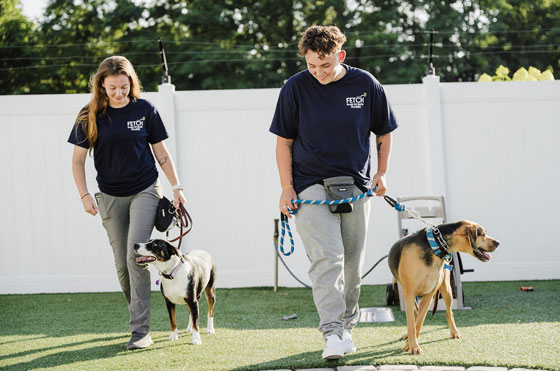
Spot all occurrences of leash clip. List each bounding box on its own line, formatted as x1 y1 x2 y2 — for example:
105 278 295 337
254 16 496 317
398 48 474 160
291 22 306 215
384 195 397 207
384 195 406 212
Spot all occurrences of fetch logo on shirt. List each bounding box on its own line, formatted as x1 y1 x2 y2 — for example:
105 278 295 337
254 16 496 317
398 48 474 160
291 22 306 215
346 93 367 109
127 116 146 131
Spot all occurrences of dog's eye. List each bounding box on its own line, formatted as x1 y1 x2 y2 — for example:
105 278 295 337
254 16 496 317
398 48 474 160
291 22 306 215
477 228 485 237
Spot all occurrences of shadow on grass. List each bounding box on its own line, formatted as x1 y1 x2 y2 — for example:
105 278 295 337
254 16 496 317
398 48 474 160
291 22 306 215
0 335 125 362
0 334 48 346
232 336 407 371
232 328 480 371
0 335 129 370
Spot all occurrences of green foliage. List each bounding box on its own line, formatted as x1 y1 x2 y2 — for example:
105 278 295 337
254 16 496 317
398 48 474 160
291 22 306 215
478 64 555 81
1 0 560 93
0 0 38 93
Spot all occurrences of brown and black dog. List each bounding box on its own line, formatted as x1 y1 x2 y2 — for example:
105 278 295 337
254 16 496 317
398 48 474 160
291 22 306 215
388 220 499 354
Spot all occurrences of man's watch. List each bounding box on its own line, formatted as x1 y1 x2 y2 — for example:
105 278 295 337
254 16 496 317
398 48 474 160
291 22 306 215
172 184 184 191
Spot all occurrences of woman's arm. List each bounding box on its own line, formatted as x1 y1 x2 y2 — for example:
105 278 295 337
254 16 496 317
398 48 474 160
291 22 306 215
72 145 98 215
151 141 186 206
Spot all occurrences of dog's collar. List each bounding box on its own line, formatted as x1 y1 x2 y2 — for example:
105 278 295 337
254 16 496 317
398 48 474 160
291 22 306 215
160 257 182 280
426 227 452 262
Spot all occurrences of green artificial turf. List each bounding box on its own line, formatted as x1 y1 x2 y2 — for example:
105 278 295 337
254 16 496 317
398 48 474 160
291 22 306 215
0 280 558 370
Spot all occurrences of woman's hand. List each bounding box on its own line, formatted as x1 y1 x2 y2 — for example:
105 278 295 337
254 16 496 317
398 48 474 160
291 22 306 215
173 189 187 208
81 194 99 216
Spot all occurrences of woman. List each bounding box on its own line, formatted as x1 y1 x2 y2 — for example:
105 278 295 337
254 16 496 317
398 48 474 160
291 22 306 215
68 56 186 350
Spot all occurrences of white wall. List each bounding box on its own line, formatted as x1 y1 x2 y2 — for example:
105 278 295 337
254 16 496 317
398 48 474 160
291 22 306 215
0 78 558 294
439 81 560 281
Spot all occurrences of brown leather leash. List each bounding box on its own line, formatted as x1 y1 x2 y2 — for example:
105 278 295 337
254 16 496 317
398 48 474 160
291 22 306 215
166 203 192 251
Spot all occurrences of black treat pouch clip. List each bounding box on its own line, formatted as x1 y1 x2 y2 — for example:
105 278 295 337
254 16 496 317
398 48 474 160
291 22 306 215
323 176 354 214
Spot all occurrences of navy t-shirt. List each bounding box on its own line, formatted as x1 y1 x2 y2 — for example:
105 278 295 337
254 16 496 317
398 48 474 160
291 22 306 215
68 98 168 197
269 64 398 194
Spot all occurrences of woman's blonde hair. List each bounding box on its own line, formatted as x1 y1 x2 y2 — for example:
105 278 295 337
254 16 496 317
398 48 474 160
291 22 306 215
75 56 142 154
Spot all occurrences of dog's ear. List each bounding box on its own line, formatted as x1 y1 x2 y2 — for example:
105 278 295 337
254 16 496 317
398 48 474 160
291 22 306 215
465 224 477 250
163 240 181 257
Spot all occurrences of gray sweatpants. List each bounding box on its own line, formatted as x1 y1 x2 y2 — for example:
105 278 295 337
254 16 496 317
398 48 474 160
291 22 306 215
295 184 372 339
97 180 161 336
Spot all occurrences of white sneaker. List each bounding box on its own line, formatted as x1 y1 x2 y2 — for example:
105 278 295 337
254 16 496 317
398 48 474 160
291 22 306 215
322 334 344 360
342 329 357 353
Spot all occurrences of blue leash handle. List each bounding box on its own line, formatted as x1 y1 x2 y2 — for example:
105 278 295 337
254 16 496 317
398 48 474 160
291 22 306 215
291 188 374 208
278 187 408 256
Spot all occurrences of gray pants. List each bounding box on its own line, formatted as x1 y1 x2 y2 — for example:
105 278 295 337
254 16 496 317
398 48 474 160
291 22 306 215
97 180 161 336
295 184 372 339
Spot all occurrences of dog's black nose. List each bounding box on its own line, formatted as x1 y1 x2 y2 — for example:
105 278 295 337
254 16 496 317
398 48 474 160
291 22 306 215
133 243 140 250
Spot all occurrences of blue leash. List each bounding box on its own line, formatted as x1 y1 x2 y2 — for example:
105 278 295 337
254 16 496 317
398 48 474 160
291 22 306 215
278 190 454 270
279 187 408 256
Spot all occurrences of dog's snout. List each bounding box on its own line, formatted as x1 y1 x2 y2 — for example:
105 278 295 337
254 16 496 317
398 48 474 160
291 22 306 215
494 239 500 247
133 243 140 251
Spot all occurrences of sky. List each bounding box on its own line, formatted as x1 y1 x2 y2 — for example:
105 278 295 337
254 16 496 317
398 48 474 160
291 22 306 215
19 0 151 20
19 0 48 20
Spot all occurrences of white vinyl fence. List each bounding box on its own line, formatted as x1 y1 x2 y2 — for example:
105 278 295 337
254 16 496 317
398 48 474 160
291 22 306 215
1 76 559 294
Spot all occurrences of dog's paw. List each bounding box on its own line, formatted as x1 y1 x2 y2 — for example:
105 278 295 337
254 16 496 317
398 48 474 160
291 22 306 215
451 331 462 339
186 318 193 333
169 329 179 341
403 341 423 355
191 338 202 345
207 317 215 334
191 331 202 345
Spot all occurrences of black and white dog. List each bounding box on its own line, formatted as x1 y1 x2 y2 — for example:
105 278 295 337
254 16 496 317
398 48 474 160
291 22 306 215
134 239 217 345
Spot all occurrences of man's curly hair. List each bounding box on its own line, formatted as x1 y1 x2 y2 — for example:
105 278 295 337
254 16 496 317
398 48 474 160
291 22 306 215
298 25 347 59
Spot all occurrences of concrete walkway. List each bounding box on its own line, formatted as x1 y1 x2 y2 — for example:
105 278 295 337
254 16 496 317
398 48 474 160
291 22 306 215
264 365 546 371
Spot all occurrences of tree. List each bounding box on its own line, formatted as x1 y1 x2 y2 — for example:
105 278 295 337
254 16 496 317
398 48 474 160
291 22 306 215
35 0 147 93
1 0 558 93
0 0 39 94
476 0 560 77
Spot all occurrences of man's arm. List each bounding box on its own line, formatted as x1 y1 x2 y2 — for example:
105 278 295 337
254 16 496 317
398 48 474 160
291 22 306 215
276 136 298 217
372 132 392 196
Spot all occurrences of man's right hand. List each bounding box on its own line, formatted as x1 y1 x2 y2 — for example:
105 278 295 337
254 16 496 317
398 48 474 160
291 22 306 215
279 186 298 218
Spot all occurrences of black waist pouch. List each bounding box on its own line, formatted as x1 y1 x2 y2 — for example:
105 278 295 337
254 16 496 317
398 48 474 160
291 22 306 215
154 196 177 232
323 176 354 213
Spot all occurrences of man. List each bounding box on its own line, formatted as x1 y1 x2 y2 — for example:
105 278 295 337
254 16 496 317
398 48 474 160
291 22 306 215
269 25 398 360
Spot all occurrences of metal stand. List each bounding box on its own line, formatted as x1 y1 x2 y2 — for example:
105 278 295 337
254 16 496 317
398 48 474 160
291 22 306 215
274 219 279 292
392 196 471 311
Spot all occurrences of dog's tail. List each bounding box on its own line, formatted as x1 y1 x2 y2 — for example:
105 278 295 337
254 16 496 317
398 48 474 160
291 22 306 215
207 264 216 290
431 290 440 316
